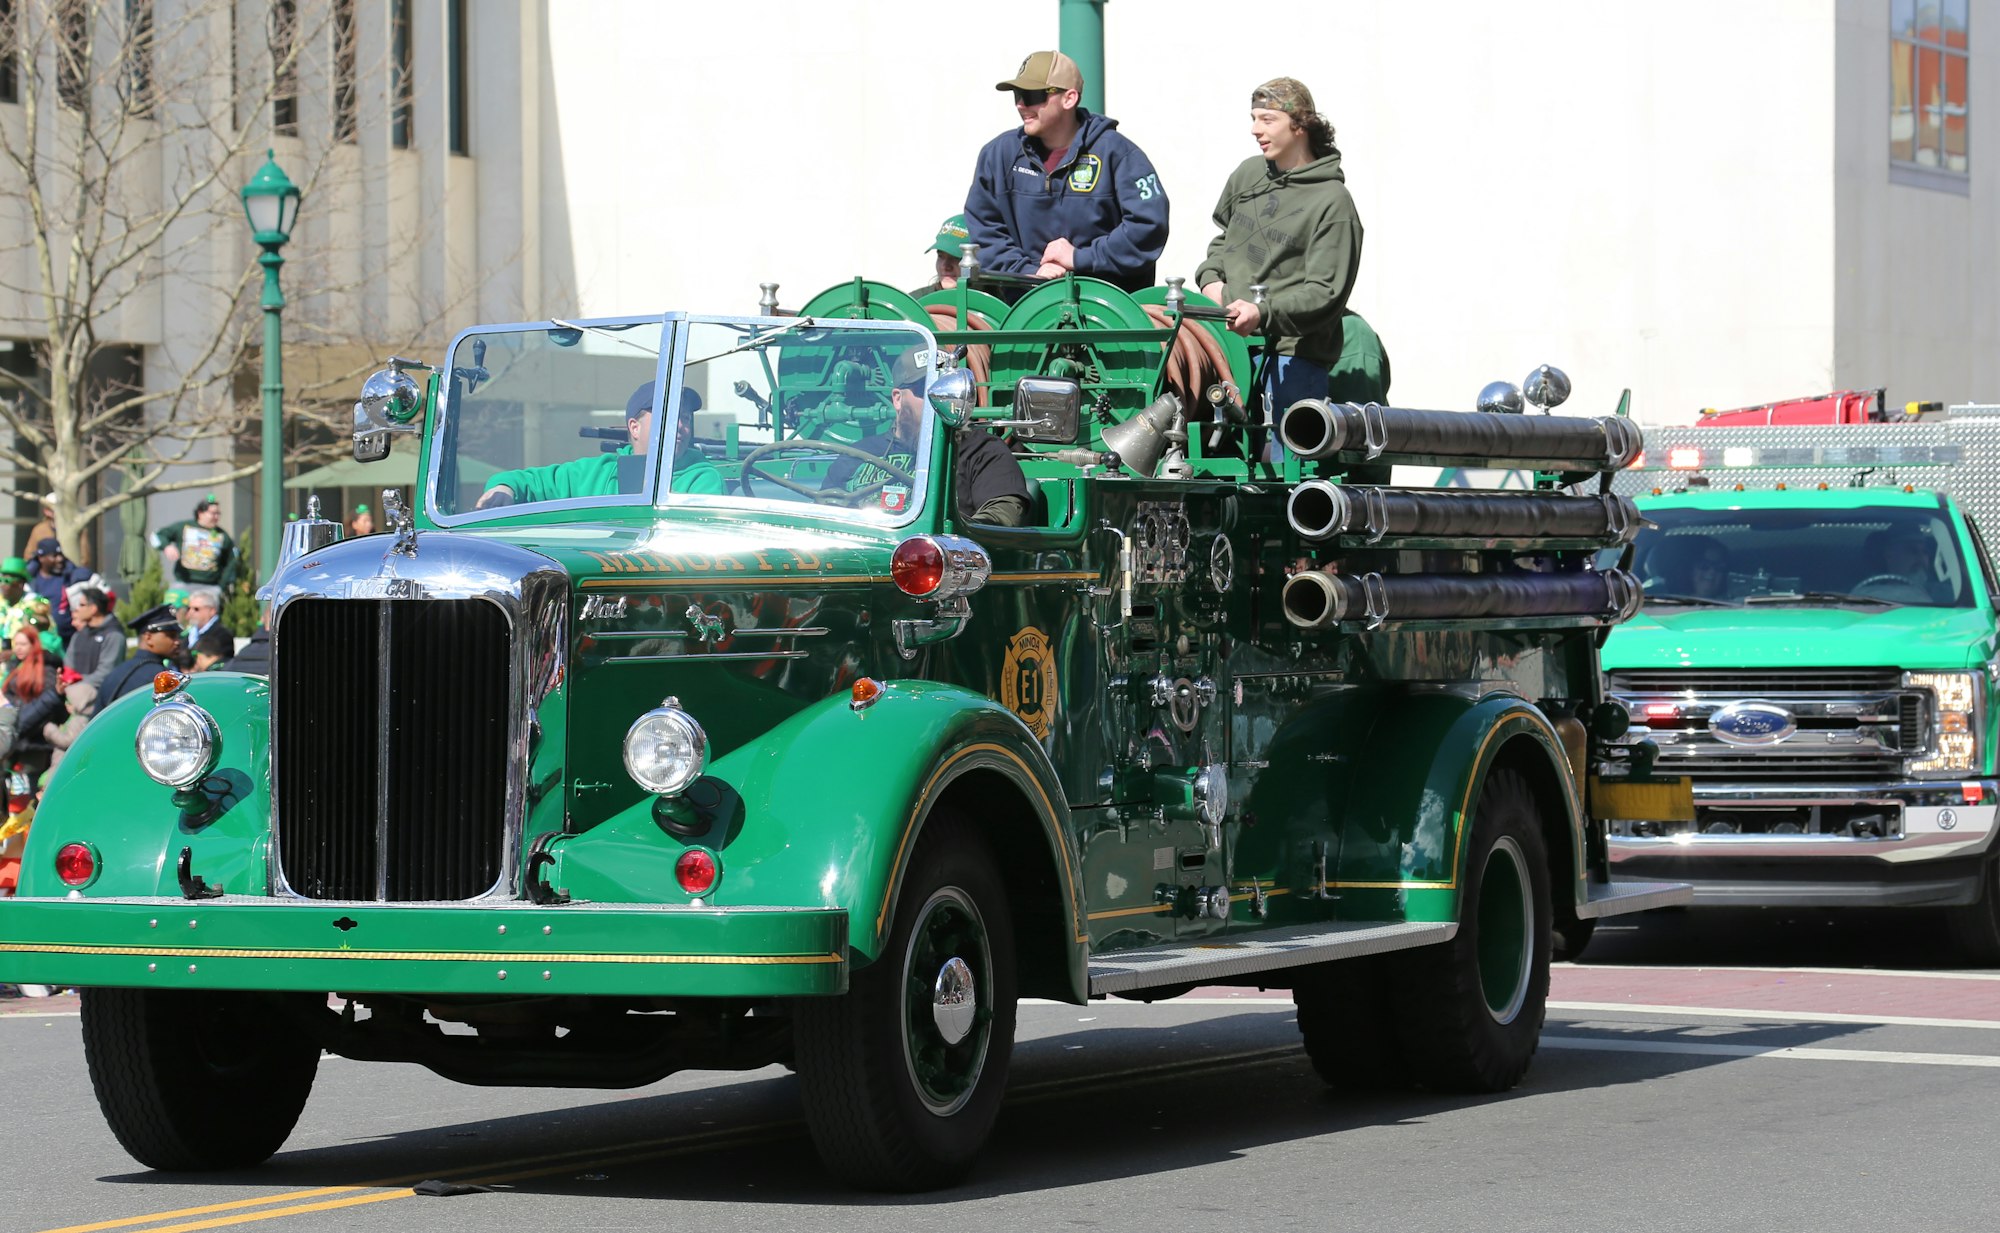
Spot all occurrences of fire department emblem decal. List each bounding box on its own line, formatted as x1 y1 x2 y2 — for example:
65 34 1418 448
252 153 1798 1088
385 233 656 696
1002 626 1058 741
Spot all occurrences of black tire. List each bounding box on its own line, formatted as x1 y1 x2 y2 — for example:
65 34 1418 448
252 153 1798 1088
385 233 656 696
795 813 1017 1191
1553 916 1597 962
1293 955 1408 1091
1944 855 2000 965
1388 768 1552 1092
80 988 321 1171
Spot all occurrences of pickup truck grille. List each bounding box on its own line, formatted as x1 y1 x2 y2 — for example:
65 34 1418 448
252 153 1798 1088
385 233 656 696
1606 667 1925 782
274 598 512 900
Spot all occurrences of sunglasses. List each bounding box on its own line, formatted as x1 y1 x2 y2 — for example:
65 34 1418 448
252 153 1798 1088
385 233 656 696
1013 88 1057 108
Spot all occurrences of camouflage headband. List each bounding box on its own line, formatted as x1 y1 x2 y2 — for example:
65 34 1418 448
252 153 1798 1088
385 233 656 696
1251 77 1315 117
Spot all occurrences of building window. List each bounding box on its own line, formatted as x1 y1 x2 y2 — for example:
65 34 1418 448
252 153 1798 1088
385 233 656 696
332 0 355 142
271 0 298 136
55 0 87 111
447 0 467 154
0 0 18 105
391 0 412 149
1892 0 1969 184
122 0 152 117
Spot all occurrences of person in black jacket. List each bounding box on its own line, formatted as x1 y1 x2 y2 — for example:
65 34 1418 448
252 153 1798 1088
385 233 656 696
95 606 186 710
2 628 64 760
62 586 127 694
962 50 1168 292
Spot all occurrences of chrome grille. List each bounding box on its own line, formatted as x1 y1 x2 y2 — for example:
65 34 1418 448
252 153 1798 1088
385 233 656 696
1607 667 1925 782
275 599 512 900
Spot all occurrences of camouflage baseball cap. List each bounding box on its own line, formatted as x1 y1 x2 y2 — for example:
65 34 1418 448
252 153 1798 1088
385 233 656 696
928 214 969 259
1251 77 1316 116
997 50 1083 94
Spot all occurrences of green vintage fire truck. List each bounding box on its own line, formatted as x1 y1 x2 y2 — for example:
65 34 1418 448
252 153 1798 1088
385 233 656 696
0 276 1682 1190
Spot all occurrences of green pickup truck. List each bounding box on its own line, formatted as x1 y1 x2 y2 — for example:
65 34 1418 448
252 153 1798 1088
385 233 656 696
1603 417 2000 959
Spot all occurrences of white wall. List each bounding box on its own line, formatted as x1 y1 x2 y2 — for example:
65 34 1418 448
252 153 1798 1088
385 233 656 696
541 1 1847 425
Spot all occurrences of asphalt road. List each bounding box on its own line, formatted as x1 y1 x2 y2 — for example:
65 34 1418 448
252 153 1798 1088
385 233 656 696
3 906 1995 1233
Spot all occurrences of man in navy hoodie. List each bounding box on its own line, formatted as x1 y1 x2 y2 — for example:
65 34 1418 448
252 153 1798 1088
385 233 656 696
963 50 1167 293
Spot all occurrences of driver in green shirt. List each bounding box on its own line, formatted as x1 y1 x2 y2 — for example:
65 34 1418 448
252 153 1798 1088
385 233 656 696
476 382 723 509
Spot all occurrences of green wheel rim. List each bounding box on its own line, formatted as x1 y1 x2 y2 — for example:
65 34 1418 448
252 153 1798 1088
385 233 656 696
1476 835 1533 1024
899 886 993 1116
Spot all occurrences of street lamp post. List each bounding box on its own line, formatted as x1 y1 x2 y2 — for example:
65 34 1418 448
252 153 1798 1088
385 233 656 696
240 150 301 580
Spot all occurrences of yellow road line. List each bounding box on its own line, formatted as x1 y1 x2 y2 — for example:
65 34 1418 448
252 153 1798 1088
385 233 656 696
38 1046 1301 1233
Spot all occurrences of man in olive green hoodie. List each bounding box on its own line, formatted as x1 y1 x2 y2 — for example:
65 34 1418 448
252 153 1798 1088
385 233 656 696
1195 77 1387 447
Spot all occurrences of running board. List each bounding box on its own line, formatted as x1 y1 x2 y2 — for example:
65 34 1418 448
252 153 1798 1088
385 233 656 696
1575 878 1692 919
1088 920 1456 997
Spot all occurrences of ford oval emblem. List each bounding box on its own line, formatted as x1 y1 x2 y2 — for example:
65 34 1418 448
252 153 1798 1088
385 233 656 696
1708 701 1797 747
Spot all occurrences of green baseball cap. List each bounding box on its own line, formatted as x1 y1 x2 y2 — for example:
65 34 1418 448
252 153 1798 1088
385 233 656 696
928 214 968 259
163 587 191 607
0 557 24 581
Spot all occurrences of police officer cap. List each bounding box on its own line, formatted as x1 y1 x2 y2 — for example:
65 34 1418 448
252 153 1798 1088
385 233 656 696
625 382 703 419
891 347 937 391
131 604 183 636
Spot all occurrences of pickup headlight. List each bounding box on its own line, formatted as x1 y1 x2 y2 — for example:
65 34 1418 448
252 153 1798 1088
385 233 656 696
1907 671 1983 775
623 699 708 796
134 700 221 788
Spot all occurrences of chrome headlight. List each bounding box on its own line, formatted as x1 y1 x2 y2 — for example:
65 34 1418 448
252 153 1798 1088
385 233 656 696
623 699 709 796
1907 670 1983 775
1193 765 1230 827
134 700 221 788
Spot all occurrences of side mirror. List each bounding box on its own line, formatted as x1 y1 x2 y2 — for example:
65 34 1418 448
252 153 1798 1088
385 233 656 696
359 367 423 426
928 368 976 429
1009 375 1083 445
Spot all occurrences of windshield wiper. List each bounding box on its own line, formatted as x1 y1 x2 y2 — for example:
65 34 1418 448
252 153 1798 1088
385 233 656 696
689 318 819 366
1743 591 1896 607
1643 593 1738 607
546 319 662 357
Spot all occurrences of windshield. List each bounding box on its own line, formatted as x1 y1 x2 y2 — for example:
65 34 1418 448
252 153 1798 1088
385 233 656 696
1615 503 1972 608
430 316 937 526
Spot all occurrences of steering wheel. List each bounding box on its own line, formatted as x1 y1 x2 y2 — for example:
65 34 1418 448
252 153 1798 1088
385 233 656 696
1851 573 1935 601
737 437 919 507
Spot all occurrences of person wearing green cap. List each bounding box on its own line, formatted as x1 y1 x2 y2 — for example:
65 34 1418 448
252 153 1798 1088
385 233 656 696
348 504 375 537
0 558 36 650
154 494 240 589
910 214 969 296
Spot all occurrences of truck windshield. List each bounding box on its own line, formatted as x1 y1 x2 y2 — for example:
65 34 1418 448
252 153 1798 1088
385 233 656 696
1624 504 1972 608
429 316 937 526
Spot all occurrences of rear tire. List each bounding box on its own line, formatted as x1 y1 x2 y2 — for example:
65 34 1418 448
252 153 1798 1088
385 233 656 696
1945 855 2000 965
80 988 321 1171
795 814 1017 1190
1388 768 1552 1092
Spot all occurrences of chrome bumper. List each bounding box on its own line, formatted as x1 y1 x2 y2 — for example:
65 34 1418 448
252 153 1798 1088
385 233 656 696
1607 778 1998 865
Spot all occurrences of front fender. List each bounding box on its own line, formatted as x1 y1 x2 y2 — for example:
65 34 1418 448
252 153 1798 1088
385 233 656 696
547 680 1081 967
16 673 271 899
1333 692 1580 924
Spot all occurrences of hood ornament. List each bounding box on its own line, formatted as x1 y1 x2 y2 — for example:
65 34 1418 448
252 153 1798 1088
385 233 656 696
384 488 418 557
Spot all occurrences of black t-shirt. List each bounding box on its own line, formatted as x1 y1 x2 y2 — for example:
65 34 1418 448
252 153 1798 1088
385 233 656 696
953 427 1029 521
825 429 1026 521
